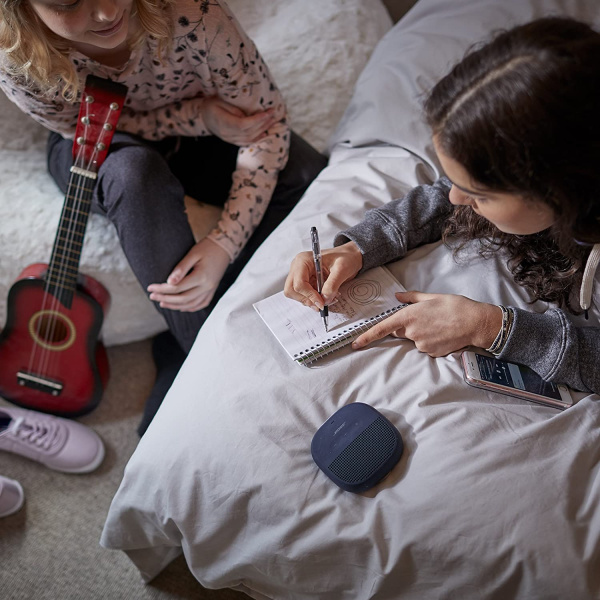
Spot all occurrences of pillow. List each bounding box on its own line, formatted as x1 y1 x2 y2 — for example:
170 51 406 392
330 0 600 171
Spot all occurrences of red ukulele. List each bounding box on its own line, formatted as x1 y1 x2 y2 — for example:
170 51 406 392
0 76 127 417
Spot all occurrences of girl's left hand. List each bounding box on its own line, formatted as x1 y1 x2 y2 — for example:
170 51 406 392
147 238 230 312
351 291 503 357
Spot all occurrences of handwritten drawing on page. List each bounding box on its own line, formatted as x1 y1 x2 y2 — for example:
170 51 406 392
254 267 405 359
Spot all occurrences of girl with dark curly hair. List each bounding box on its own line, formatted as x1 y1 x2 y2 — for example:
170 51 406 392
285 16 600 395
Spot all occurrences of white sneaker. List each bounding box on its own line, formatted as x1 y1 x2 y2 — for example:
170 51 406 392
0 406 105 473
0 475 24 517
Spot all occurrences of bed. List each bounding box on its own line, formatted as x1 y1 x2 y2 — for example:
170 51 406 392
100 1 600 598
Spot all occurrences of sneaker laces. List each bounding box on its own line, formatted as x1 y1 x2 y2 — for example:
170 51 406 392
9 416 63 452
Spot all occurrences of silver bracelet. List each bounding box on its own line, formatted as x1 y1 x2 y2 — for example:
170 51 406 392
486 305 513 356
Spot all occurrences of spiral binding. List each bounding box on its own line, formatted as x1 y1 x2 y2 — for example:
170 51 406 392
295 303 408 365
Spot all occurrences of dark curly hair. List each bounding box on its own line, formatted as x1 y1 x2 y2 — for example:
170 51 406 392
424 17 600 311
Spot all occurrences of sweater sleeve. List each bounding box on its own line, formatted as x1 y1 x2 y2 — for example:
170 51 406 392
193 1 290 261
499 307 600 395
0 71 80 138
0 73 210 140
115 97 210 140
333 177 453 272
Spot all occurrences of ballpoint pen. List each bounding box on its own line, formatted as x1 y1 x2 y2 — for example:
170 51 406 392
310 226 329 332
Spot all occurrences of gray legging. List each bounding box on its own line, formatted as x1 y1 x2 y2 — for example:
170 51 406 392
47 130 327 352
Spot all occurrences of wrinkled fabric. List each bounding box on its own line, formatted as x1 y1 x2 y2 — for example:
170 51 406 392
101 0 600 598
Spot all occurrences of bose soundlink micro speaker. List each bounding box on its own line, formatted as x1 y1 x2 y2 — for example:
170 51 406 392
311 403 403 493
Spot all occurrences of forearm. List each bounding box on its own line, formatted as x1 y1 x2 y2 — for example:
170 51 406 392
207 118 291 260
118 97 210 140
333 177 453 272
499 307 600 394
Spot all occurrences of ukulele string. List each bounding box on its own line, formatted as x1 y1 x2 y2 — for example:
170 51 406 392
27 113 88 376
38 97 111 380
44 98 110 379
31 102 92 378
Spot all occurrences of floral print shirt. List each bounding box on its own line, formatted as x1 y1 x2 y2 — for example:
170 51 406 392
0 0 290 261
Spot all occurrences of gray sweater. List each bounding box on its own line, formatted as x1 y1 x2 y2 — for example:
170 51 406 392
334 178 599 395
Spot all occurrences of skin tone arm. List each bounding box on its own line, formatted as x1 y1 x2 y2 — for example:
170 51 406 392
284 136 556 356
147 98 278 312
284 241 503 356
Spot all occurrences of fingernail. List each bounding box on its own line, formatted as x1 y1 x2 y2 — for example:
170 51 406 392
315 301 324 310
352 341 362 350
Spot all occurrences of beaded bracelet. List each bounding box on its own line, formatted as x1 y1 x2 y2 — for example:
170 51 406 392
485 305 514 356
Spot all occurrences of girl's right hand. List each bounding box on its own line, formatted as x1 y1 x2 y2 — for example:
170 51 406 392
284 241 364 311
203 97 277 146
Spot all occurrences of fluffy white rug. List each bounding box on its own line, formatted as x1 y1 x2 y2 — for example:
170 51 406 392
0 0 391 345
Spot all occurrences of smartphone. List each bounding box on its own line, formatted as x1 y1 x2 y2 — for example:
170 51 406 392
461 350 573 410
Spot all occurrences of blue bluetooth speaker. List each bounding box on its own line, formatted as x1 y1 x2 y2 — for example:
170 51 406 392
311 403 403 493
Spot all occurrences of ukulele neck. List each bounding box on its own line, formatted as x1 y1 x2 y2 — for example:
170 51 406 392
43 74 127 309
45 167 97 308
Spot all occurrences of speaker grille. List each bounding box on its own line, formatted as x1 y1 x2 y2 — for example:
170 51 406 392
328 417 397 483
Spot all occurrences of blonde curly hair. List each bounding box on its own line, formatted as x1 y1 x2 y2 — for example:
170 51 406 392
0 0 174 100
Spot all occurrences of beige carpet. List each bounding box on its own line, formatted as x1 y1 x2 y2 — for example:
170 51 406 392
0 339 248 600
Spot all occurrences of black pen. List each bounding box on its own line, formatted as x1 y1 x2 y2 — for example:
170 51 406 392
310 227 329 332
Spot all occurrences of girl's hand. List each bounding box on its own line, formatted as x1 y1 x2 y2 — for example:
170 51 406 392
352 291 503 357
203 97 277 146
147 238 230 312
284 241 363 311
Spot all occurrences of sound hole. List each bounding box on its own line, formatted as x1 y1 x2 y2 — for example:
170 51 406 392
29 310 76 351
35 314 69 344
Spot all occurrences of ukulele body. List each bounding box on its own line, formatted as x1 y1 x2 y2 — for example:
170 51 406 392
0 263 110 417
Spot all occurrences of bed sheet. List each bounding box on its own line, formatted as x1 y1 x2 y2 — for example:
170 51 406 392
101 1 600 598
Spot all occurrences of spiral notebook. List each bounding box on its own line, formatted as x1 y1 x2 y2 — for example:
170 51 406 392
253 266 406 366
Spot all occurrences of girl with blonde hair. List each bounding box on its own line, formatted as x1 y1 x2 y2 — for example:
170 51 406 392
0 0 327 433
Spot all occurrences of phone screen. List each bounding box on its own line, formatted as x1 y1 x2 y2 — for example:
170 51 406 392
475 354 562 400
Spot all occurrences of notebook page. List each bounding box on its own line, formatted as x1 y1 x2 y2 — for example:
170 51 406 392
253 267 405 360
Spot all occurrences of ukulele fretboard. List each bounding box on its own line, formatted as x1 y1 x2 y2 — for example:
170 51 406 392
45 169 97 308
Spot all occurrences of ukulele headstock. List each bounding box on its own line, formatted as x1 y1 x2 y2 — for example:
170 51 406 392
72 75 128 174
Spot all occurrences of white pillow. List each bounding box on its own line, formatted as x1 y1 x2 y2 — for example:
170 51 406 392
330 0 600 171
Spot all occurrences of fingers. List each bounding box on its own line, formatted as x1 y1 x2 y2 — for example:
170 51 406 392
352 312 406 350
320 264 351 304
164 252 199 286
284 242 364 311
146 238 230 313
284 252 324 311
351 290 428 349
204 96 277 145
147 276 214 311
218 103 276 143
240 110 277 140
150 290 213 312
350 290 431 350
